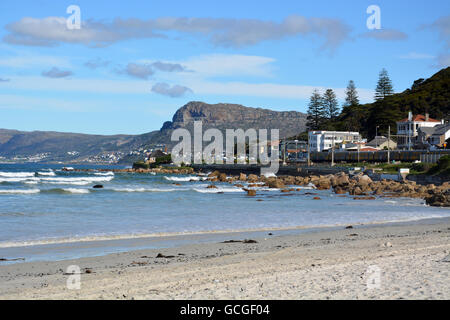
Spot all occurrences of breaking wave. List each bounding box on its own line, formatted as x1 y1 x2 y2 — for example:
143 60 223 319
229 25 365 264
112 187 177 193
164 176 206 182
193 187 245 193
0 171 35 178
0 189 40 194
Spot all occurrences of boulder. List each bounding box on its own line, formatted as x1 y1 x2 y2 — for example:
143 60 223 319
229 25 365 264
267 179 285 189
425 191 450 207
218 173 228 182
282 176 295 185
314 178 331 190
239 173 247 181
334 186 347 195
208 170 221 178
93 185 103 189
247 189 257 196
247 174 259 182
207 185 218 189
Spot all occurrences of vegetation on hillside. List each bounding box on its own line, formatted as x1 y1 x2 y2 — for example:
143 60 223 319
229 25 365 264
426 155 450 177
306 67 450 139
132 154 173 169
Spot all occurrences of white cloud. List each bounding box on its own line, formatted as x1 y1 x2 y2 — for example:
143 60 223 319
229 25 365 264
436 53 450 68
151 83 193 98
0 54 72 69
0 76 149 94
41 67 73 78
185 80 374 102
184 54 275 77
3 15 351 51
428 15 450 47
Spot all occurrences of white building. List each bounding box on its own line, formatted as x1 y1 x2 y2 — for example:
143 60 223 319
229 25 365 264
308 131 362 152
396 112 443 150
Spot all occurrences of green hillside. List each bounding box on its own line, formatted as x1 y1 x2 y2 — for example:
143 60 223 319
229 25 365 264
338 67 449 138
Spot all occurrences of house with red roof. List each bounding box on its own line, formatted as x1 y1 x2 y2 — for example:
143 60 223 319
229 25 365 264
396 112 444 150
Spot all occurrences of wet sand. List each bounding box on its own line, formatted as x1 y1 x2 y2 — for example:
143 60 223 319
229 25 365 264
1 218 449 300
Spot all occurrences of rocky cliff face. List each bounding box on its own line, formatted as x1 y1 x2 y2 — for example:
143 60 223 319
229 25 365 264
160 101 307 137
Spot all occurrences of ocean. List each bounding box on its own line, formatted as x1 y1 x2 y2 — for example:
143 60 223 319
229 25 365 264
0 163 449 263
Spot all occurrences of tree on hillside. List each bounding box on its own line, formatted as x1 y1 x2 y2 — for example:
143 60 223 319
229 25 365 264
375 68 394 101
340 80 363 132
306 90 325 130
344 80 359 107
322 89 339 120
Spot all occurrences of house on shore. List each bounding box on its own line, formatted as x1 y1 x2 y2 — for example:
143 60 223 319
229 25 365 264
366 136 397 150
396 112 443 150
147 149 167 164
429 123 450 148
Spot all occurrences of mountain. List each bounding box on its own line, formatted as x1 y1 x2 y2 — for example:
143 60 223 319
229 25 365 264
338 67 450 138
157 101 307 141
0 102 307 163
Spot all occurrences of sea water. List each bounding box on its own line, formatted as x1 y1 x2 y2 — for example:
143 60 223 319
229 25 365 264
0 163 449 262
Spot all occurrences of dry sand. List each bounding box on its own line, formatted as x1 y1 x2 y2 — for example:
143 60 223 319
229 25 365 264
1 219 449 300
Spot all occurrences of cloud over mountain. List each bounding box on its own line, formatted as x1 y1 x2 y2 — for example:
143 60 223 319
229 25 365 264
151 82 193 98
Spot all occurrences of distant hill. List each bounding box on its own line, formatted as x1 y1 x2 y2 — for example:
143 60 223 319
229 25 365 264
0 101 307 163
0 129 142 162
339 67 450 138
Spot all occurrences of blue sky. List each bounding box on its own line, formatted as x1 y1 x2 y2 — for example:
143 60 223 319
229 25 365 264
0 0 449 134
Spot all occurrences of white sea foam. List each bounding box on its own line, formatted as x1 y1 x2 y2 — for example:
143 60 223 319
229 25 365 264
0 175 114 185
262 172 277 178
112 187 176 192
40 176 114 184
94 171 114 176
0 172 35 178
37 171 56 176
0 177 40 183
0 189 40 194
164 176 205 182
193 187 245 193
62 188 90 194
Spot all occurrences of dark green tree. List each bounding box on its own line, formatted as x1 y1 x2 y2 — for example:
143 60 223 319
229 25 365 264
322 89 339 120
341 80 363 132
306 89 325 130
343 80 359 107
375 68 394 101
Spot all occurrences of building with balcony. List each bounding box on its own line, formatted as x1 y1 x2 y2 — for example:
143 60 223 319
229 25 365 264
396 112 443 150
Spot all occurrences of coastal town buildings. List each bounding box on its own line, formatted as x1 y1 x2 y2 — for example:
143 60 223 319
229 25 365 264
366 136 397 150
308 131 363 152
396 112 443 150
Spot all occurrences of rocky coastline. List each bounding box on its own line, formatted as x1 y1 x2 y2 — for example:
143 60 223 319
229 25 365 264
64 167 449 207
203 170 450 208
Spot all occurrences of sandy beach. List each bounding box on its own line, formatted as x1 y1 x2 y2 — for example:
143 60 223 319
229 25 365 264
1 218 449 300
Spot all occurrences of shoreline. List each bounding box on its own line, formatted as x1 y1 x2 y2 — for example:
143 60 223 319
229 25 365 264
1 217 449 299
1 214 449 264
